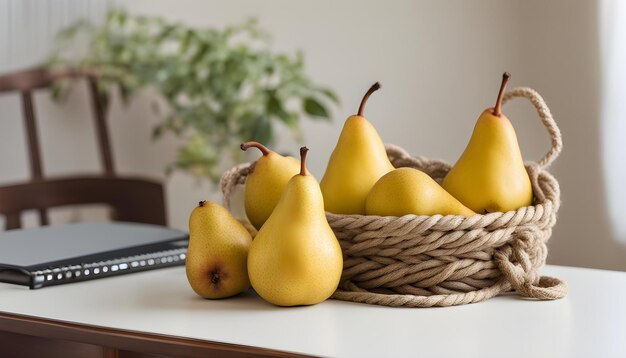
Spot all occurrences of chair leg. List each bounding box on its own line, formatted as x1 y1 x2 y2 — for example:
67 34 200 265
5 213 22 230
88 78 115 175
21 91 44 179
39 209 49 226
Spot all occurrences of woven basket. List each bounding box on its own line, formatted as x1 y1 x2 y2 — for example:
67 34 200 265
220 87 567 308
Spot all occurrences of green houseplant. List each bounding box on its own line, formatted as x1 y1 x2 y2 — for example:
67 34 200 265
48 9 338 181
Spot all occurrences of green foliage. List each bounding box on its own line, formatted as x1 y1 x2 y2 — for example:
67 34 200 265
48 9 338 182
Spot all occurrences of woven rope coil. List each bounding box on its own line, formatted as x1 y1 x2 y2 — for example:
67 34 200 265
220 87 567 307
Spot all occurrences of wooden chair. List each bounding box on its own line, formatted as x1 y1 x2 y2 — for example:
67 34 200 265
0 68 167 230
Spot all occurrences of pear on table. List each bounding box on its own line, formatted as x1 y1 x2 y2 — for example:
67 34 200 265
241 141 300 230
248 147 343 306
366 167 475 217
186 200 253 299
320 82 394 215
442 72 533 213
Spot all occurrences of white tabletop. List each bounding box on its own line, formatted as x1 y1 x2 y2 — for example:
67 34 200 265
1 265 624 358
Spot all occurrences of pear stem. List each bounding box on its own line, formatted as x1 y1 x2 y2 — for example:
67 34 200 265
493 72 510 117
198 200 206 207
357 82 381 116
299 146 309 176
240 141 270 156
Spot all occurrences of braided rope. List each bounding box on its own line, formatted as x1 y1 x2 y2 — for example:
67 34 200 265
502 87 562 169
220 162 255 211
220 87 567 307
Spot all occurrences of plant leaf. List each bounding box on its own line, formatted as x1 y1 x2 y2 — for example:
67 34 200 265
251 117 273 145
319 87 340 104
303 97 330 119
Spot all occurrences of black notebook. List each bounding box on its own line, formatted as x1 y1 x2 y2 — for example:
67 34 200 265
0 222 189 289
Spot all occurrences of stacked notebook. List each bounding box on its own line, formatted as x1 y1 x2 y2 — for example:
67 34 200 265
0 222 188 289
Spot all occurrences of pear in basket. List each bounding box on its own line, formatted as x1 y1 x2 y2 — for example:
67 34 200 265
366 167 475 217
240 142 300 230
320 82 394 214
442 72 533 213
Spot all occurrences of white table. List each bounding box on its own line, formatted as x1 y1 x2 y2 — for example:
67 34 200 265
1 265 625 357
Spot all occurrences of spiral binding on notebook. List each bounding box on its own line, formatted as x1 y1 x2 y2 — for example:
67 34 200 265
29 248 187 289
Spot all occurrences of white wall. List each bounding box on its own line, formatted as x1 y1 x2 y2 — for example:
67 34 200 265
1 0 624 270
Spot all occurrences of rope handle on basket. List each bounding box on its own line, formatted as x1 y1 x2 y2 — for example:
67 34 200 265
502 87 562 169
220 162 254 211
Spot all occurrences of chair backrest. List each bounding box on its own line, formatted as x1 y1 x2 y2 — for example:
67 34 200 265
0 68 167 229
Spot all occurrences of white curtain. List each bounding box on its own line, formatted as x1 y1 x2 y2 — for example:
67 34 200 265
0 0 109 73
600 0 626 242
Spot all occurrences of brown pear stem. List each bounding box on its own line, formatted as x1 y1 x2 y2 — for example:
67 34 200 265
493 72 510 117
198 200 206 207
357 82 381 116
299 147 309 176
240 141 271 156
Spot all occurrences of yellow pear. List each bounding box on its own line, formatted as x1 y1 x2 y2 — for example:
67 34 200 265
241 141 300 230
248 147 343 306
366 167 475 217
186 200 253 299
320 82 394 214
442 73 533 213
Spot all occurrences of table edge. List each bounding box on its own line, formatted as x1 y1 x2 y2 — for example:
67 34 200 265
0 311 311 358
